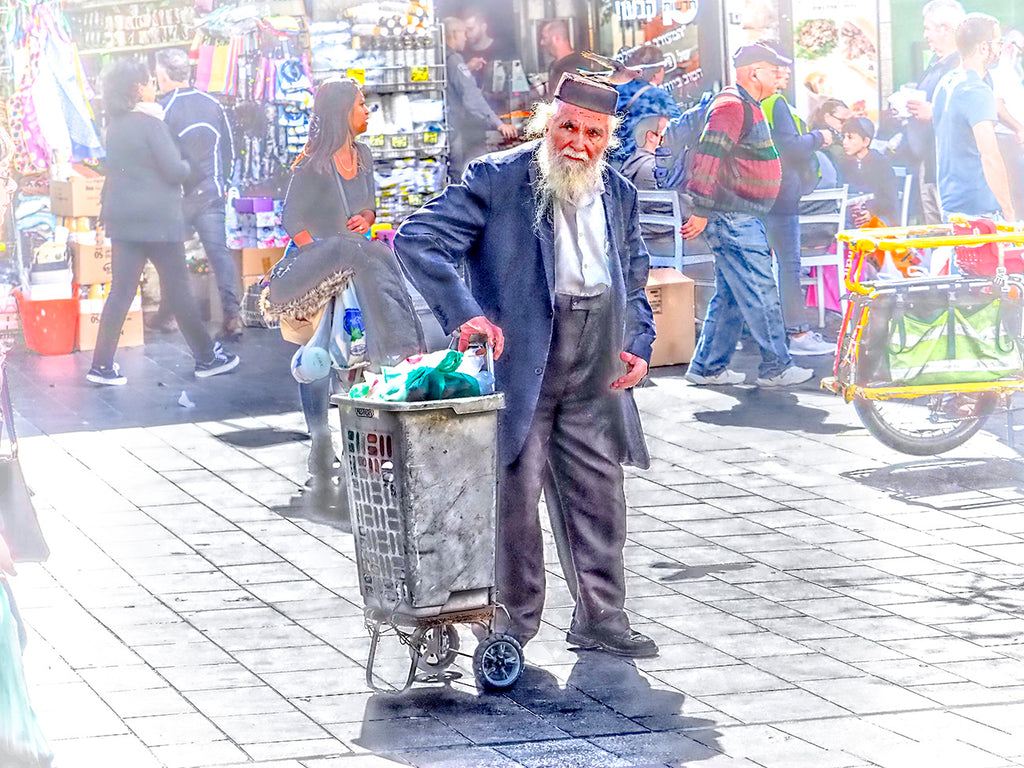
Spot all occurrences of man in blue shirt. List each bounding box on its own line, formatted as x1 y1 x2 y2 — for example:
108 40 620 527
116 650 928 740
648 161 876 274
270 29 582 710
933 13 1016 221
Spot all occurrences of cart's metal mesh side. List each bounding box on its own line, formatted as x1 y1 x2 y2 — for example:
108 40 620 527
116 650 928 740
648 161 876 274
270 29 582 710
336 395 504 618
344 421 408 610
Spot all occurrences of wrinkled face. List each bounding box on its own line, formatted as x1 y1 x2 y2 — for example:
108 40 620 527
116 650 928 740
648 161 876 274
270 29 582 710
448 25 467 52
348 90 369 135
842 130 870 157
923 18 955 56
744 63 784 100
547 102 611 165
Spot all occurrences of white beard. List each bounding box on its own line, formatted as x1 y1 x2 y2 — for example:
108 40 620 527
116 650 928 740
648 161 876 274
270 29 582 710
536 137 605 208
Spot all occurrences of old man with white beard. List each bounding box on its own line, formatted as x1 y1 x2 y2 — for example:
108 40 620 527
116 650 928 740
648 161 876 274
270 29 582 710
395 73 658 658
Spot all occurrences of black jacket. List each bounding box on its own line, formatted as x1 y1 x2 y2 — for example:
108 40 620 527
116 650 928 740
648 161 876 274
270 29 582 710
160 87 235 199
100 111 189 242
906 52 960 183
838 149 898 226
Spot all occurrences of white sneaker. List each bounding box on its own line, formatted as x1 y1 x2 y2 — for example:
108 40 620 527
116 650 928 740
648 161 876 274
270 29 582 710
756 366 814 387
685 368 746 385
789 331 835 356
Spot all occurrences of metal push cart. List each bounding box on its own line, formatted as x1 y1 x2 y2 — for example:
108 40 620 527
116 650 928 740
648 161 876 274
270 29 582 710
331 391 524 693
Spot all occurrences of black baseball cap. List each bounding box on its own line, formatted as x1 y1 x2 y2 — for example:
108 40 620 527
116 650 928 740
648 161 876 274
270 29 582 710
732 41 793 68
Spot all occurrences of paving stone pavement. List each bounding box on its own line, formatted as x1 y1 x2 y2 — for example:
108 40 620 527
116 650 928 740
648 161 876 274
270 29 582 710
9 357 1024 768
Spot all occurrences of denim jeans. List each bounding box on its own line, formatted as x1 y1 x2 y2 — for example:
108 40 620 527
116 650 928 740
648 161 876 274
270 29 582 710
184 193 240 321
765 212 811 335
689 212 792 379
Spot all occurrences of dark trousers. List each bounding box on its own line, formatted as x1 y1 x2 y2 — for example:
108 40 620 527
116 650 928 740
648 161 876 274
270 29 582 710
765 212 811 335
497 291 628 643
157 194 240 322
93 240 214 369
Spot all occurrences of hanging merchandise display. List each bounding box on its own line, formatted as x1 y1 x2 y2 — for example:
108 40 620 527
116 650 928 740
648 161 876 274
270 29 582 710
309 0 447 226
190 7 314 196
3 0 104 175
62 0 195 56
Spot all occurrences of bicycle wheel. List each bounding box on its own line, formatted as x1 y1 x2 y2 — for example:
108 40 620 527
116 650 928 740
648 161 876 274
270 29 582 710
853 392 997 456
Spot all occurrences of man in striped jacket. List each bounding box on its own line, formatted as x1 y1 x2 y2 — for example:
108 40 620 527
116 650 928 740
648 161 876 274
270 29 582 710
682 43 813 388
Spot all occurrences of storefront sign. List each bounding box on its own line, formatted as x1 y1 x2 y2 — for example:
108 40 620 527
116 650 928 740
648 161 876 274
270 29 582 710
346 68 366 85
616 0 697 25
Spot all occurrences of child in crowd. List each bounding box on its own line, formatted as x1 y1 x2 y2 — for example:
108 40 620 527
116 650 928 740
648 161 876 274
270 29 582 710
838 117 899 227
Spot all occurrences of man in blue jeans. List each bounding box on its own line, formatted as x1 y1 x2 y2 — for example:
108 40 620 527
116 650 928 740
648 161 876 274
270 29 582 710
681 43 812 388
154 48 242 341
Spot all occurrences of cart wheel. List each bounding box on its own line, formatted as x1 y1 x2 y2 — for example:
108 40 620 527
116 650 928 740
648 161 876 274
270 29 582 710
411 624 460 671
473 634 523 691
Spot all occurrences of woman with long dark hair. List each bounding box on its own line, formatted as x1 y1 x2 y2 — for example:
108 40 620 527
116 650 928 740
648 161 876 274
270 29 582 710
87 59 238 385
282 78 374 480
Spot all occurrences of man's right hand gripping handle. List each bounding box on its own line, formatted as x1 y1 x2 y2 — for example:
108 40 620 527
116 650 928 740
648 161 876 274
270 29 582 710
458 316 505 359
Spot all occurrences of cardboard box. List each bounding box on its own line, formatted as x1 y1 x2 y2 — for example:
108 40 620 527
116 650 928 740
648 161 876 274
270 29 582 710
77 296 143 352
233 247 285 277
71 241 112 285
646 268 695 368
50 165 104 217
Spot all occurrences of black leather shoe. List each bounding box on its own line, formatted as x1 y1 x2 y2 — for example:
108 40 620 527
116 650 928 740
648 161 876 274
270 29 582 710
566 626 659 658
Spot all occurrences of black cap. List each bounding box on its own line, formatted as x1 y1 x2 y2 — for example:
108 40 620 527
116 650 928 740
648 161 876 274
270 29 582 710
553 73 619 115
842 117 875 141
732 42 793 68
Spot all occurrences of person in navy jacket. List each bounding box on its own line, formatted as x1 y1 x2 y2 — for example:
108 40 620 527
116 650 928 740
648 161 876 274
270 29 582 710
395 73 658 658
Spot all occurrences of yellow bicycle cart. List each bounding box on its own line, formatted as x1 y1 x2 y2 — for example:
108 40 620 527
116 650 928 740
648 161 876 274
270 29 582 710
821 218 1024 455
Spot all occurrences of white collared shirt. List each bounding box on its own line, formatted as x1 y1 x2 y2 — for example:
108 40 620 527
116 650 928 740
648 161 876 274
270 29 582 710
553 182 611 297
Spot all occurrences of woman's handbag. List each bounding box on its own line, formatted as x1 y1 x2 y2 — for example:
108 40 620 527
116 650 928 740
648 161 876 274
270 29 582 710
0 580 54 767
0 354 49 564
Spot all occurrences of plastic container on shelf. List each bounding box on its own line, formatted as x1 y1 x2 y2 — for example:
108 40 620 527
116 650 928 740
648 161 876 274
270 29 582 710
13 288 79 356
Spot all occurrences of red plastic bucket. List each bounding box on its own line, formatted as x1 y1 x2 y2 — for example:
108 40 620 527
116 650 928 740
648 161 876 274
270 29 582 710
13 288 79 356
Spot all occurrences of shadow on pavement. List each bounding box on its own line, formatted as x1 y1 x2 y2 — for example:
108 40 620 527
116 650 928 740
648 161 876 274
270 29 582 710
214 427 309 448
843 456 1024 511
274 475 352 533
650 562 755 582
354 651 723 766
693 388 847 435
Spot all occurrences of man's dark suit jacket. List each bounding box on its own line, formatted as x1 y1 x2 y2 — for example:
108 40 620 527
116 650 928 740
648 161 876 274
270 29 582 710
394 141 656 468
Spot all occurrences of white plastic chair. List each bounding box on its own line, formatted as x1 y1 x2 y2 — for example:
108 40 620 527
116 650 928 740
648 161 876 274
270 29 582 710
636 189 715 275
798 184 849 328
892 166 914 226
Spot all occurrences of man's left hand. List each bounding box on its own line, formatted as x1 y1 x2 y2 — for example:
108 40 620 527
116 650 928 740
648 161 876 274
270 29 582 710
611 351 648 390
681 215 707 240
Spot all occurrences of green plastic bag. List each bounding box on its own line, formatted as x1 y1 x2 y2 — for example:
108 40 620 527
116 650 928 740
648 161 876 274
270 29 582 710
0 581 53 768
404 350 481 402
887 299 1024 385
